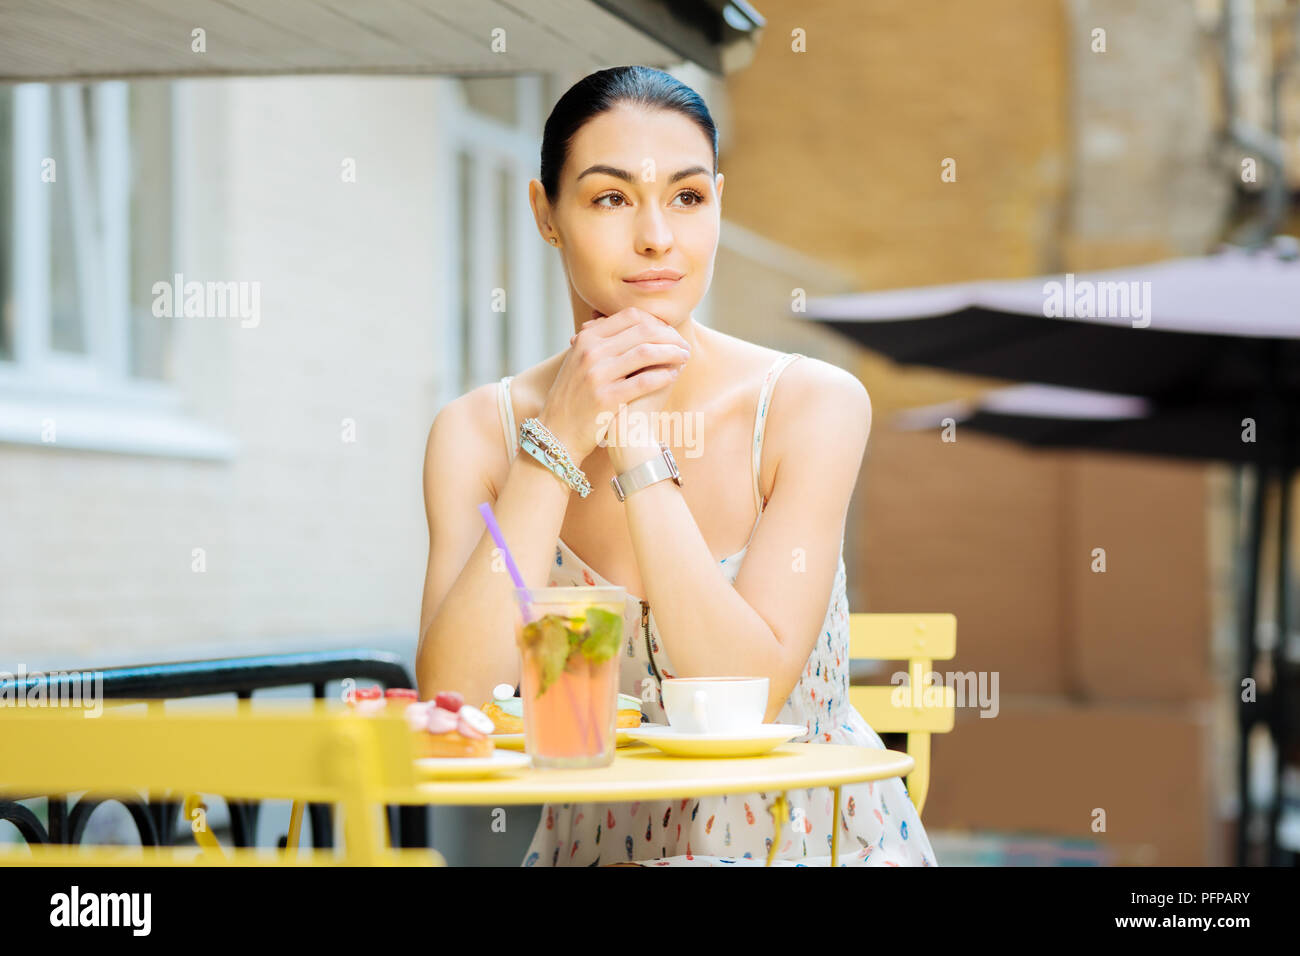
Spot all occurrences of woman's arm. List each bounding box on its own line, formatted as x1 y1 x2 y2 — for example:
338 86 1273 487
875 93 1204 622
417 311 689 706
415 386 574 708
616 360 872 722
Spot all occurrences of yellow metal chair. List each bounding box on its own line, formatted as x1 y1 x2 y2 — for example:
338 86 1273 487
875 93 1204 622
848 613 957 815
0 701 441 866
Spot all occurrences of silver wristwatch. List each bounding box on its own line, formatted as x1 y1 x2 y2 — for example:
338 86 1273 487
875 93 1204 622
610 442 683 502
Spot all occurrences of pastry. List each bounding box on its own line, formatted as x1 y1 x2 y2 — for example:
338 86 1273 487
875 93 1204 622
412 691 495 758
350 685 495 758
481 689 644 733
483 693 524 734
385 687 417 708
348 684 386 715
616 693 644 729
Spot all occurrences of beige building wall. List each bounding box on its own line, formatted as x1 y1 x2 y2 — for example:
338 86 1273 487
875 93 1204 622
714 0 1239 862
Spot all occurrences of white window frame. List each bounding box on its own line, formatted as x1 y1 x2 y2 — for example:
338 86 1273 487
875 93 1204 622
0 81 233 460
433 75 568 409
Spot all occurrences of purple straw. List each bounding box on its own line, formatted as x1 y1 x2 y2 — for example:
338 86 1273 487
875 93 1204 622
477 501 594 754
478 502 535 623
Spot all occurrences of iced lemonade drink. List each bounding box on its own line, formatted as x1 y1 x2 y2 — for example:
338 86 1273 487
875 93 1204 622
515 586 625 769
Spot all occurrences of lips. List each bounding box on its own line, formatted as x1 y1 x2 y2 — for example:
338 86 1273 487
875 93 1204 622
624 270 683 291
625 269 683 281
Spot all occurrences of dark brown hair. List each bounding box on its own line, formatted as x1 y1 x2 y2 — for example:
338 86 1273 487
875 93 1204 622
539 66 718 201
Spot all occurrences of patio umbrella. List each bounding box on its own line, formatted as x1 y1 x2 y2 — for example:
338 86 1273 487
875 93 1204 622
803 239 1300 865
890 384 1296 466
802 240 1300 406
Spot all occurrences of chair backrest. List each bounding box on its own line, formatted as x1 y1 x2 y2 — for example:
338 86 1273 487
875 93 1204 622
847 613 957 816
0 700 439 866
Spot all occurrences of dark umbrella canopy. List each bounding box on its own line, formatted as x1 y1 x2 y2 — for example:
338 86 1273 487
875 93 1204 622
892 384 1297 466
804 243 1300 402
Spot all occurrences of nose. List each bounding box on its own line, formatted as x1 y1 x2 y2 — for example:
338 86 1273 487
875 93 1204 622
635 205 673 255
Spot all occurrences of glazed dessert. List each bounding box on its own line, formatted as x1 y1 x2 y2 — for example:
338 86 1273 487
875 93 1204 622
347 685 495 758
385 687 417 708
482 685 643 733
408 691 496 759
350 684 387 714
615 694 644 729
347 684 412 713
482 688 524 734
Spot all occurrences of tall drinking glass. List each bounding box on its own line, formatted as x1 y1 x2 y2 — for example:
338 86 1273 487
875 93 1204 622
514 585 625 769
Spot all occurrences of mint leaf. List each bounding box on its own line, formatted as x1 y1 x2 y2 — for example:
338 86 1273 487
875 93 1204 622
523 609 621 695
533 615 572 697
579 606 622 664
566 617 587 654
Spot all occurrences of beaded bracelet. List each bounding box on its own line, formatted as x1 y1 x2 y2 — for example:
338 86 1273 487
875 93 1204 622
519 417 592 498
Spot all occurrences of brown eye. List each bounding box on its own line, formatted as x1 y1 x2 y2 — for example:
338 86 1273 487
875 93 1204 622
594 192 626 208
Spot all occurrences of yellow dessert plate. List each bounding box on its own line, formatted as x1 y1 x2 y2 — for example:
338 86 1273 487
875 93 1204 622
489 727 642 751
623 723 807 758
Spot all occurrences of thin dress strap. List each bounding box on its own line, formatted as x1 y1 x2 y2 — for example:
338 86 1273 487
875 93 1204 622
497 376 518 460
748 352 804 528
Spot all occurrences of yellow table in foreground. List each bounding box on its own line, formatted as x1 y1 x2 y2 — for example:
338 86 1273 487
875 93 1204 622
386 742 914 866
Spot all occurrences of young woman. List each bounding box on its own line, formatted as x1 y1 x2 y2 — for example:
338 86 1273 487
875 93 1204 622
417 66 937 866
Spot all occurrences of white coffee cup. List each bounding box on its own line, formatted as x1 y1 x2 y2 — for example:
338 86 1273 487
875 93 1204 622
661 677 769 734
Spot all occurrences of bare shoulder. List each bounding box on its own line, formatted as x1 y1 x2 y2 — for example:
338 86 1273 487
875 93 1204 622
783 355 871 419
426 382 500 456
766 355 873 465
425 355 566 500
423 383 505 503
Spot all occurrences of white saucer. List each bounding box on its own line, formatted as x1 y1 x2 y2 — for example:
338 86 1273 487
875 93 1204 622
624 723 806 758
414 750 531 779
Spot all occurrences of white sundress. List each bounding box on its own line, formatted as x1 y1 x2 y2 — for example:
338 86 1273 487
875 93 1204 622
496 352 938 867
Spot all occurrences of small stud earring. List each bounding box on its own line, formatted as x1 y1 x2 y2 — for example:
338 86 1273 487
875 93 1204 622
550 237 558 245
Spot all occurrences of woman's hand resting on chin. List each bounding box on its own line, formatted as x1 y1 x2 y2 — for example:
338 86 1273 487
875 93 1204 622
539 306 690 463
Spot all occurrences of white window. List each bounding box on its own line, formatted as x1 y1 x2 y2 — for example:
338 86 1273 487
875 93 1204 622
433 75 570 408
0 81 231 458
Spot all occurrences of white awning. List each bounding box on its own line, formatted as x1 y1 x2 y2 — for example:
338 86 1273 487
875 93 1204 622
0 0 765 82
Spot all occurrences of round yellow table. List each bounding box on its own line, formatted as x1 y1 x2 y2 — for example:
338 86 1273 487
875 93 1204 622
382 741 915 866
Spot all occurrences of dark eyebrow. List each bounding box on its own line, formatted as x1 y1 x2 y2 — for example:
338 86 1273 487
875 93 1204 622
574 164 711 185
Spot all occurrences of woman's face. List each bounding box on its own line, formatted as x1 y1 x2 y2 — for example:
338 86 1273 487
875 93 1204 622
532 104 723 328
